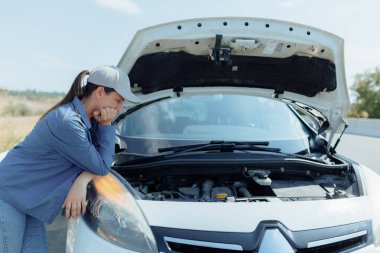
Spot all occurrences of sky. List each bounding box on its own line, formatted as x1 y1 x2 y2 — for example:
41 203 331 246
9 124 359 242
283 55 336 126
0 0 379 95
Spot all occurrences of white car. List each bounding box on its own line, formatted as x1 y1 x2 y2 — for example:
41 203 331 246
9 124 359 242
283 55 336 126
66 17 380 253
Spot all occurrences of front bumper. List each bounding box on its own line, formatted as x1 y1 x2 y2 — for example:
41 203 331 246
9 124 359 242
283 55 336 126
66 217 380 253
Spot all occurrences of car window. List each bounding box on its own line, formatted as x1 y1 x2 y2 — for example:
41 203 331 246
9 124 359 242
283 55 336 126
116 95 310 154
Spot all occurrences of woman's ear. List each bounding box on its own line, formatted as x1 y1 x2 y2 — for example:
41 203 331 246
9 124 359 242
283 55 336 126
95 86 105 99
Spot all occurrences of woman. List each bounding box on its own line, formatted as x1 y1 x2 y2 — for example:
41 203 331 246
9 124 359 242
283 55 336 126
0 65 140 253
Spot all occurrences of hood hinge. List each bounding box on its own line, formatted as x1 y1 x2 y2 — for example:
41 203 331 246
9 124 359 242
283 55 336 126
273 88 285 99
318 121 330 135
173 87 183 97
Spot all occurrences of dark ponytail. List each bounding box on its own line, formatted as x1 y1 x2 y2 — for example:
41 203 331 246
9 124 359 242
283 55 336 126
39 70 89 120
39 70 116 121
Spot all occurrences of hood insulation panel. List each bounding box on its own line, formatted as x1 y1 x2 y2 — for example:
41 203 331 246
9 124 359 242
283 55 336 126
129 52 336 97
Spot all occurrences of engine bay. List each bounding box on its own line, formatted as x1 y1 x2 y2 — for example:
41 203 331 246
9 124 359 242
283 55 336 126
120 163 361 202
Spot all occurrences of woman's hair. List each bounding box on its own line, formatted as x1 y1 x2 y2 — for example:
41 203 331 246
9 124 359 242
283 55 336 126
39 70 115 120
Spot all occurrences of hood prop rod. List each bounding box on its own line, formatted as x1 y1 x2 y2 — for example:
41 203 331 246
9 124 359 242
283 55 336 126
330 121 348 155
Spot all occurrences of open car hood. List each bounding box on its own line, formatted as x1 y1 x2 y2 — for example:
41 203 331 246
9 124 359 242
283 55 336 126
117 17 350 136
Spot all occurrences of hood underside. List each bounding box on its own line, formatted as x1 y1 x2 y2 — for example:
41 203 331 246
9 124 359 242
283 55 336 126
118 17 350 134
129 52 336 97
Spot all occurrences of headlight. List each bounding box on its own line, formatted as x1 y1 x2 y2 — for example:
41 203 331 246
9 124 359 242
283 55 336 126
83 173 158 252
354 164 380 246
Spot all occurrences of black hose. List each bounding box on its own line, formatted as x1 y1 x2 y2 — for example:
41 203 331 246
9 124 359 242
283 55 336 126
234 182 251 197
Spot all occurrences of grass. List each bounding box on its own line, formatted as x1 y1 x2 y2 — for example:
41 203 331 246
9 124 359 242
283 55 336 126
0 94 58 116
0 90 62 152
0 116 40 152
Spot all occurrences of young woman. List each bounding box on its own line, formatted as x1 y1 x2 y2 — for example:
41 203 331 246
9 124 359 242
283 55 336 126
0 65 140 253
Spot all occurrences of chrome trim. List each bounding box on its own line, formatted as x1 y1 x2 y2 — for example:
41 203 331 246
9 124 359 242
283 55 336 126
307 230 367 248
164 236 243 251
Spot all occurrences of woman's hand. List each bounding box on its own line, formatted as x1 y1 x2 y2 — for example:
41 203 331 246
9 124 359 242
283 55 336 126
93 107 117 125
61 172 97 219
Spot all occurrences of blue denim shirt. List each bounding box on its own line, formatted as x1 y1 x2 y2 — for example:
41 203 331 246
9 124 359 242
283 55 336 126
0 96 115 223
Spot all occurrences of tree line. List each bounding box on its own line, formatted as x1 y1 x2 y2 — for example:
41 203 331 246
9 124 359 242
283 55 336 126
348 68 380 118
0 88 64 101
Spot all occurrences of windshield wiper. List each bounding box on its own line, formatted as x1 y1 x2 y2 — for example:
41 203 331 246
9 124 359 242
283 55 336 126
116 141 331 166
157 141 331 165
157 141 281 155
114 141 279 166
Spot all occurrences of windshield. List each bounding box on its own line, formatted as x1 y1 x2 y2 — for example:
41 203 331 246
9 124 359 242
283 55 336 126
116 95 311 155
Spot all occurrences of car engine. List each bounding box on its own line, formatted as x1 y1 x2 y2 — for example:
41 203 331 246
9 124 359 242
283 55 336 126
124 166 360 202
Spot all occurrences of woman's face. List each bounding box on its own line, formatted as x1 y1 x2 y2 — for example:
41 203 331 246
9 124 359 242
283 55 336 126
95 88 125 112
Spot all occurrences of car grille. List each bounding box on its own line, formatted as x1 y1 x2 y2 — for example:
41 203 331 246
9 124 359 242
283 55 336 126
297 236 364 253
167 242 245 253
165 235 365 253
152 221 372 253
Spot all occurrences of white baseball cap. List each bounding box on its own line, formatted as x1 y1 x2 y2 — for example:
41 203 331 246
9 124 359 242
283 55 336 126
87 65 140 103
